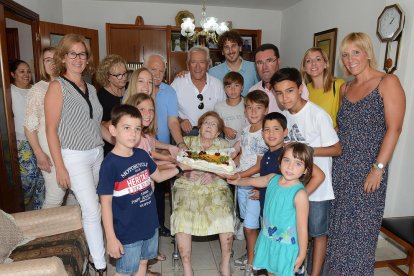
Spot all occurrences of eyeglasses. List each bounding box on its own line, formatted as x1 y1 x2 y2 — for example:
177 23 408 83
110 72 128 80
255 57 278 66
66 51 88 60
197 94 204 110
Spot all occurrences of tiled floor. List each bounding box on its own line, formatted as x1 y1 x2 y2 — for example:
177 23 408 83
104 198 408 275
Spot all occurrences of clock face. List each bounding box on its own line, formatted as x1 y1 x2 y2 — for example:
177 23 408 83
378 6 402 41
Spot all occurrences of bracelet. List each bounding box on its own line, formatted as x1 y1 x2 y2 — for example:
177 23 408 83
177 141 186 147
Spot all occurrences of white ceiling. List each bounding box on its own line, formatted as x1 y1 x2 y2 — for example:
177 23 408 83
95 0 302 10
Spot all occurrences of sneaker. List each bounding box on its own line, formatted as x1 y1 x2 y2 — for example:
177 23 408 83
234 253 247 267
295 265 305 276
243 264 257 276
234 221 245 240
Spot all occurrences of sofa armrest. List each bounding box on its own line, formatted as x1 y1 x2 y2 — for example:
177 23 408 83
0 257 68 276
12 205 82 238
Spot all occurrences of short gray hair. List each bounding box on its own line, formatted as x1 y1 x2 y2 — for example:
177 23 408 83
186 46 211 68
144 54 167 68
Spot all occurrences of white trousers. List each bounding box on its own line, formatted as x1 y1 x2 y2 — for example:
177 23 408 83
62 147 106 269
41 162 78 208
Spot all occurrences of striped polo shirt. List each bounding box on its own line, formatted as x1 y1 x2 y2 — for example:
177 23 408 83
57 77 103 150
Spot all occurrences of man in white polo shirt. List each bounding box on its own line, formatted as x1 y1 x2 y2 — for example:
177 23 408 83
171 46 226 136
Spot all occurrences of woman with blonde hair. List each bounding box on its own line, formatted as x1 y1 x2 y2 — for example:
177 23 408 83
325 32 405 275
45 33 107 275
300 47 345 129
123 67 155 103
25 47 77 208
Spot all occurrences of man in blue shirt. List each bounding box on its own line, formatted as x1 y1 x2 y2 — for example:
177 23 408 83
145 54 187 237
209 31 258 96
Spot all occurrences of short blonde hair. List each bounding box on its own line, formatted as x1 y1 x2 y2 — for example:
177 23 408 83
123 67 155 104
339 32 377 76
96 54 127 87
40 47 56 81
54 33 94 76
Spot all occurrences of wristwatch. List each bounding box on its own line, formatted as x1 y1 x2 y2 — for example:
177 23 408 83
373 162 385 170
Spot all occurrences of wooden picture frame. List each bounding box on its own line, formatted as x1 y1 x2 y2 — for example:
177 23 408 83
313 28 338 75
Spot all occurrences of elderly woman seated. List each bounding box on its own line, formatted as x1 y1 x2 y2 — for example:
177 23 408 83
171 111 234 276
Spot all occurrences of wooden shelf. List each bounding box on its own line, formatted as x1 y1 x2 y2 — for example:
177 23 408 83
106 23 261 83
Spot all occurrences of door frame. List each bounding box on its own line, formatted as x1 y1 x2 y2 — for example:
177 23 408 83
0 0 39 212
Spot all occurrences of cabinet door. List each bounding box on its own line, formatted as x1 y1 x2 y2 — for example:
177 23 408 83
139 29 166 63
108 28 140 62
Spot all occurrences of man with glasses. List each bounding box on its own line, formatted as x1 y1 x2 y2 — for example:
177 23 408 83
250 44 308 113
171 46 225 136
209 30 258 96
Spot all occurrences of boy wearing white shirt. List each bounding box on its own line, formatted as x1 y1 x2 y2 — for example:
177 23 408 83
272 68 342 276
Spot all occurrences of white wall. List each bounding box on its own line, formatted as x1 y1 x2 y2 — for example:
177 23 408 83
281 0 414 217
14 0 63 23
280 0 385 74
59 0 282 60
382 0 414 217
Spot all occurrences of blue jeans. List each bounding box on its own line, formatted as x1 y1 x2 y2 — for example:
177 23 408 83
308 200 331 237
116 229 159 274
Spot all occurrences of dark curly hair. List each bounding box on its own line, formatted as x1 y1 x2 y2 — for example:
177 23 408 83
217 30 243 51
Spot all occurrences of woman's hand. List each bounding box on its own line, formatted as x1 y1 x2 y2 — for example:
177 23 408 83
106 236 124 259
35 151 53 173
56 166 71 189
223 127 237 140
363 168 383 193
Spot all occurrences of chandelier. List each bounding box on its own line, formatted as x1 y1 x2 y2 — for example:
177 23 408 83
180 1 229 44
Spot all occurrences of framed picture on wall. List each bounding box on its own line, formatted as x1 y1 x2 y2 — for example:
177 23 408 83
241 36 253 51
313 28 338 75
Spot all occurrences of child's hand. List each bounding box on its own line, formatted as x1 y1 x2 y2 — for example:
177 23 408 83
223 127 237 140
107 237 124 259
221 173 241 184
249 188 259 200
167 145 180 159
294 255 305 273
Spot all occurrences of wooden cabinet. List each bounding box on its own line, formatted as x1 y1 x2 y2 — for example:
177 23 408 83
106 23 261 83
107 23 167 65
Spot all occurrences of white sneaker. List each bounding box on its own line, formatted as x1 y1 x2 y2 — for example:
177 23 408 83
234 252 247 267
234 220 245 240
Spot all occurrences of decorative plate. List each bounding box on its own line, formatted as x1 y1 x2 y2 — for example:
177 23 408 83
175 10 195 27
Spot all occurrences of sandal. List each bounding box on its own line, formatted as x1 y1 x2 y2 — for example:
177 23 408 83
88 259 107 276
156 252 167 261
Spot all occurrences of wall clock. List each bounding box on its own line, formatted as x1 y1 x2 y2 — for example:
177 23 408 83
376 4 405 73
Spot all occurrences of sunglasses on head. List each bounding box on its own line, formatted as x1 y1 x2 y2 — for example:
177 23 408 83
197 94 204 110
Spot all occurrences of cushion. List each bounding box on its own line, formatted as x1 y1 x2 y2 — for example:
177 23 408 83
10 228 88 275
0 210 25 263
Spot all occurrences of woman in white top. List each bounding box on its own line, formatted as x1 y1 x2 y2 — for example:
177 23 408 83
24 47 77 209
10 59 44 209
45 34 106 275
